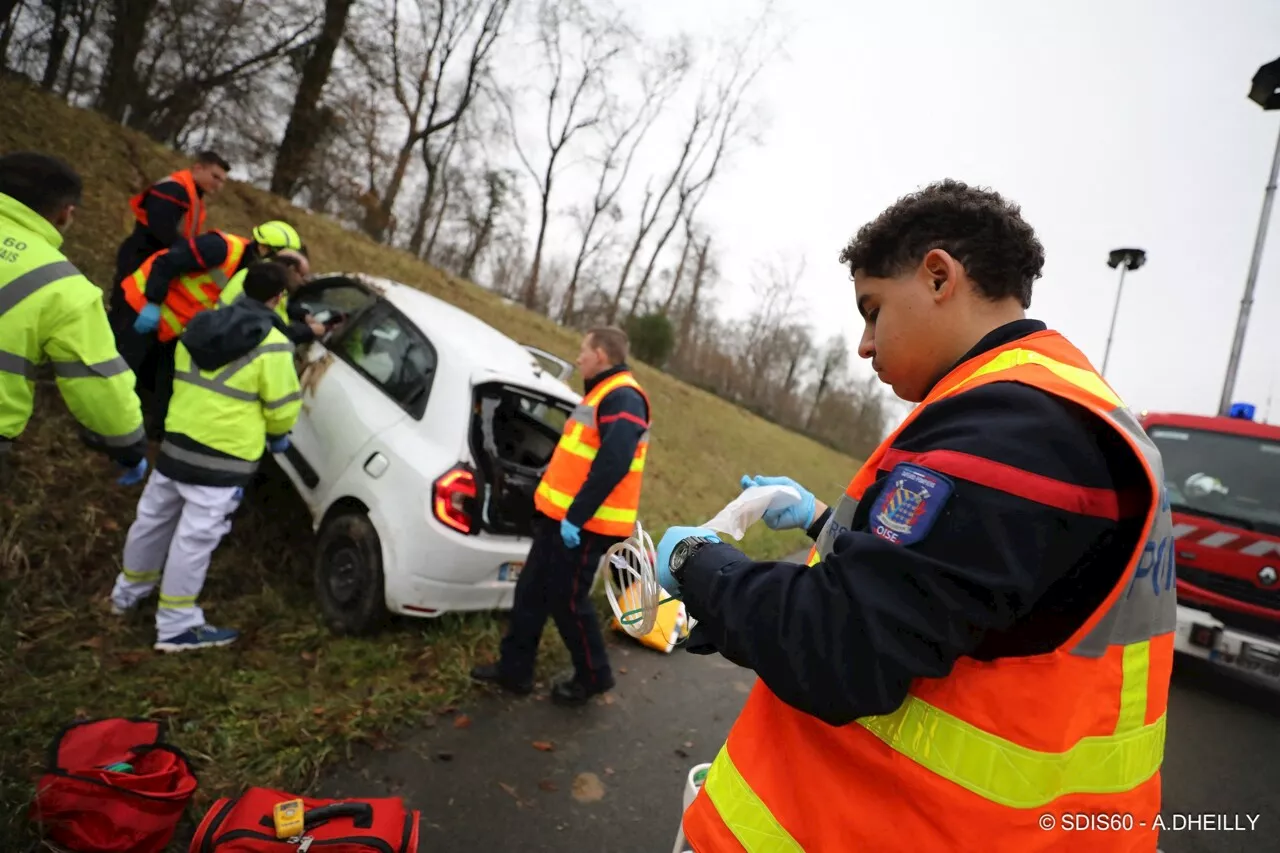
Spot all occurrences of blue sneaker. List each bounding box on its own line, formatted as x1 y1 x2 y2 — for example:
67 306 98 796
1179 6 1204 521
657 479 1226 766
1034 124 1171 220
154 625 239 653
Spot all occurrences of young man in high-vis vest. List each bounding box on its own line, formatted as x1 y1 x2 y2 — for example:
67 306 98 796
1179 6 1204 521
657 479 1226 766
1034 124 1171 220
656 180 1173 852
472 327 651 706
0 152 149 487
113 219 303 438
111 262 302 652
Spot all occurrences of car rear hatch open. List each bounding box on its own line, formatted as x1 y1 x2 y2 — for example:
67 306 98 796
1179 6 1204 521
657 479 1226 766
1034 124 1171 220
467 381 574 538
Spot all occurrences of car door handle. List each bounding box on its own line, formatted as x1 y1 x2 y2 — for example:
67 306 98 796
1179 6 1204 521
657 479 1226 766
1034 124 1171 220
364 452 389 478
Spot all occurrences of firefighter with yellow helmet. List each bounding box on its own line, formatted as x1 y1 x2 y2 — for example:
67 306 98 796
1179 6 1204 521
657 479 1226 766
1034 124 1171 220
113 219 303 439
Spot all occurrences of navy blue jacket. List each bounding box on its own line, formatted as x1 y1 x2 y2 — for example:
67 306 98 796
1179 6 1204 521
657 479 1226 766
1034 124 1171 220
677 320 1150 726
565 364 650 531
113 179 203 285
144 233 259 304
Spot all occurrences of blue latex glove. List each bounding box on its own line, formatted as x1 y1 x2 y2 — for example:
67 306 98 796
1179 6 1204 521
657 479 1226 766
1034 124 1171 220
132 302 161 334
267 435 291 453
560 519 581 548
740 474 816 531
116 457 148 486
656 526 720 599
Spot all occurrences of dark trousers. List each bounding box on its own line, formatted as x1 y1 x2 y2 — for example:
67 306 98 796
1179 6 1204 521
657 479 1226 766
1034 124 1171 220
498 512 620 688
110 300 175 438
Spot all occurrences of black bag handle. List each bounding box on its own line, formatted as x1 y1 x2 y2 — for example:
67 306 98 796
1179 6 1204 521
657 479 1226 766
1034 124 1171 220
258 802 375 832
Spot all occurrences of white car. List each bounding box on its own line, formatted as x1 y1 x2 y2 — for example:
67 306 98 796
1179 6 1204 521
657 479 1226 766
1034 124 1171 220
273 272 580 634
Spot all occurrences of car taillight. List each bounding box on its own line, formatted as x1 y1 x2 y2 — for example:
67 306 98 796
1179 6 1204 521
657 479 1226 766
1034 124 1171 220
433 466 477 534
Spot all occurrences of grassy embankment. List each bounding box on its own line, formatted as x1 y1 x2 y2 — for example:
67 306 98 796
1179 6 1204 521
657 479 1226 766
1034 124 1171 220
0 77 861 844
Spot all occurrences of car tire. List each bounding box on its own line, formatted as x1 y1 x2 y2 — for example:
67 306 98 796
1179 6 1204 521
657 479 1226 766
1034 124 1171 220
315 511 388 636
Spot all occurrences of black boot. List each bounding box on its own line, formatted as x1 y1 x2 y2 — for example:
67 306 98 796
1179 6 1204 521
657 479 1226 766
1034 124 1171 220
551 672 616 707
470 663 532 695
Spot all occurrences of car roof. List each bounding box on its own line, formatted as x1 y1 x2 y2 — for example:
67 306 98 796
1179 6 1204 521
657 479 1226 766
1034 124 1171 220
358 274 581 403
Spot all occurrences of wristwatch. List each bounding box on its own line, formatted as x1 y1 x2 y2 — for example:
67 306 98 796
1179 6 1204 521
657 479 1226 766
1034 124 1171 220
670 535 719 586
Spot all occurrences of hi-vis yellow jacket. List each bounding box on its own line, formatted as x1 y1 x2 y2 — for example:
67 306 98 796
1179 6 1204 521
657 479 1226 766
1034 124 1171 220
156 301 302 488
0 192 146 458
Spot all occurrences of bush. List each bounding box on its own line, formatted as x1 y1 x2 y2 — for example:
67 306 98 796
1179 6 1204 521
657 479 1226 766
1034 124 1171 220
625 312 676 367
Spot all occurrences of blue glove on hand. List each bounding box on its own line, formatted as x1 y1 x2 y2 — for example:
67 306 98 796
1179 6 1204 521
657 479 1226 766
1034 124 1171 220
740 474 816 531
267 435 291 454
132 303 161 334
116 457 148 486
656 526 720 599
560 519 581 548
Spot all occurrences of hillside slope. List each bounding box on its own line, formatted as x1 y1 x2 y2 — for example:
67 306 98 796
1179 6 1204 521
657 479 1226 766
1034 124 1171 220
0 77 863 844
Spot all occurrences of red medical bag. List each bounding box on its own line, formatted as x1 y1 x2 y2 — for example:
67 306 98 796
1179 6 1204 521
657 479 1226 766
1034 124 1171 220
189 787 420 852
30 717 198 853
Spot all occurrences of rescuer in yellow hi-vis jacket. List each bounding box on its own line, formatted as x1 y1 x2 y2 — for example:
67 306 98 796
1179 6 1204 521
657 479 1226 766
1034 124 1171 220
111 262 302 652
0 152 148 487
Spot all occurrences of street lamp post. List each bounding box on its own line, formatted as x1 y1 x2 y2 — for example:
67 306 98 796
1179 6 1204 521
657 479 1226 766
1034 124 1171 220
1217 56 1280 416
1102 247 1147 378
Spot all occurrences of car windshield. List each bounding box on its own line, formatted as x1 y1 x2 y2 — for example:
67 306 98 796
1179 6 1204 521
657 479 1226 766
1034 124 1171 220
1147 425 1280 534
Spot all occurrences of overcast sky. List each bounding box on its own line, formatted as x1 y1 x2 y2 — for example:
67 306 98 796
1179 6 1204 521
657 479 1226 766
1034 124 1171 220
609 0 1280 422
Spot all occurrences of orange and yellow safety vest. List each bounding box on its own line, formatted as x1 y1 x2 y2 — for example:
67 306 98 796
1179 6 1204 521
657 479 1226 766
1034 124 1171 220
534 370 650 538
682 329 1173 853
129 169 205 241
121 232 248 342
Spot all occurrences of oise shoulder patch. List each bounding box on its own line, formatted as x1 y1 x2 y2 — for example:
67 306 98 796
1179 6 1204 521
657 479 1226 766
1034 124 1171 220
868 463 954 546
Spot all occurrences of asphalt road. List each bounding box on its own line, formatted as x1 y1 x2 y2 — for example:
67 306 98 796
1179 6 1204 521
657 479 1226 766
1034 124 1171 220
322 624 1280 852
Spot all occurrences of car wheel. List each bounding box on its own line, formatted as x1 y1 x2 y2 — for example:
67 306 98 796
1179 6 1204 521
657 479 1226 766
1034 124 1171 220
315 511 387 636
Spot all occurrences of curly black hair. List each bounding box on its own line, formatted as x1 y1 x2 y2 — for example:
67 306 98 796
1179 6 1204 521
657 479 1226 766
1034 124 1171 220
838 180 1046 308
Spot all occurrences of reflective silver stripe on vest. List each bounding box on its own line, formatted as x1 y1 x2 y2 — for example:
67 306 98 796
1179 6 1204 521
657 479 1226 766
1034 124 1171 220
0 260 79 317
0 350 37 379
85 423 147 448
174 370 258 401
212 342 295 382
1069 406 1178 657
569 403 596 428
264 390 302 410
176 341 296 401
52 356 131 379
160 440 259 474
814 492 861 561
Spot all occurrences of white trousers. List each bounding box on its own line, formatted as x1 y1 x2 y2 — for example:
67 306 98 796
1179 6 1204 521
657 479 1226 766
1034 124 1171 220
112 470 243 640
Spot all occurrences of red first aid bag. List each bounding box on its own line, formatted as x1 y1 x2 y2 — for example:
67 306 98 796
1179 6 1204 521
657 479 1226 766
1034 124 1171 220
189 787 420 852
30 717 198 853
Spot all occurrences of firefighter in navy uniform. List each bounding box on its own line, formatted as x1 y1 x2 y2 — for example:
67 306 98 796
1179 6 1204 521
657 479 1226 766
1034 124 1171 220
111 151 230 312
471 327 651 706
657 181 1174 853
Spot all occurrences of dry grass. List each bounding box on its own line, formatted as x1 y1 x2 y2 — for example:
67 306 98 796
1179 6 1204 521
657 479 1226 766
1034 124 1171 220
0 76 861 848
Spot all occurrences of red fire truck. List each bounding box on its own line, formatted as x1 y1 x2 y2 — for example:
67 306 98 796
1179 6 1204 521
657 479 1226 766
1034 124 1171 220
1139 405 1280 685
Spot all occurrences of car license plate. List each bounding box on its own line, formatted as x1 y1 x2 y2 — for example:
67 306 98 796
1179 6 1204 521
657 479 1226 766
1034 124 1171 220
1233 642 1280 680
498 562 523 583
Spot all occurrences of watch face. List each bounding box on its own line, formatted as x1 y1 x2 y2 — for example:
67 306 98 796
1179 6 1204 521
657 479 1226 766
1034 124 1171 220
670 540 693 572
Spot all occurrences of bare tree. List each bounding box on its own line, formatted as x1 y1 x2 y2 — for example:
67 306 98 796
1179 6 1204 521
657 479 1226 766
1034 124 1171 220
807 336 849 432
623 19 774 323
94 0 156 122
271 0 357 198
659 213 696 317
559 39 688 324
361 0 511 242
674 232 712 357
605 6 776 324
502 0 630 311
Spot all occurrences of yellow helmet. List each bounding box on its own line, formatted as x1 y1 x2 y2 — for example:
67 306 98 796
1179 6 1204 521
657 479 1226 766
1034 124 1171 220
252 220 302 251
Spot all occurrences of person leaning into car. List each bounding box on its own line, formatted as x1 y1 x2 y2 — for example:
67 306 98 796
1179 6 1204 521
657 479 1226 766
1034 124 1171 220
472 326 651 707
